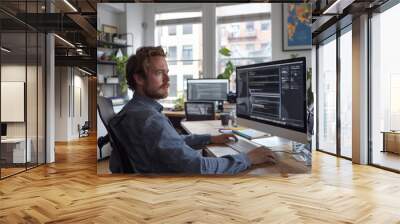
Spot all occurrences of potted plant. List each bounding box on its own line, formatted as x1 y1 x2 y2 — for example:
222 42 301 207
217 47 234 80
111 54 129 96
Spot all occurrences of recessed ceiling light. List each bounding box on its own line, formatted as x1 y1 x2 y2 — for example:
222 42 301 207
78 67 92 76
63 0 78 12
54 34 75 48
1 47 11 53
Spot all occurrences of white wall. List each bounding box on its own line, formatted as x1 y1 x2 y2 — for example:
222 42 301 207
54 67 89 141
97 4 125 33
125 4 144 55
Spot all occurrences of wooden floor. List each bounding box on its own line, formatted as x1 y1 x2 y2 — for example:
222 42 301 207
1 135 400 223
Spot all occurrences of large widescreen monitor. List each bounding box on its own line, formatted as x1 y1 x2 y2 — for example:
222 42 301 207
187 79 229 101
236 57 307 143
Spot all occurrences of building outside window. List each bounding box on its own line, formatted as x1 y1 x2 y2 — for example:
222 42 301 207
182 45 193 65
182 24 193 34
168 25 176 35
155 11 202 108
168 46 177 65
216 3 271 90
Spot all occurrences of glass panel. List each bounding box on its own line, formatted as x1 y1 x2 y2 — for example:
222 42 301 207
38 33 45 165
216 3 271 91
371 3 400 171
1 31 27 177
340 29 352 158
27 31 38 169
318 37 337 154
155 11 203 108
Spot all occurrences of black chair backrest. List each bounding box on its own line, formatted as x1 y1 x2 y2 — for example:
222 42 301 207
97 96 115 127
97 96 135 173
184 101 215 121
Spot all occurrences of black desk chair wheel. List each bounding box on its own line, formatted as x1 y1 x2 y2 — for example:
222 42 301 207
78 121 90 138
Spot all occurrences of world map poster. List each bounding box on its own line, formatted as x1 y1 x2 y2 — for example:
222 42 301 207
283 3 312 51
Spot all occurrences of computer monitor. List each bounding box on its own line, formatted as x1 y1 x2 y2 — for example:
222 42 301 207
236 57 307 144
187 79 229 101
1 123 7 138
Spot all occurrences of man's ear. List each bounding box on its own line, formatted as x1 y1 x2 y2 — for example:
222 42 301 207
133 73 145 87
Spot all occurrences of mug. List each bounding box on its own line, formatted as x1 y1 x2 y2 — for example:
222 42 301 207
220 113 230 126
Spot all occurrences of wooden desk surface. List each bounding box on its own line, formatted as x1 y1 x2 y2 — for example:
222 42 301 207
181 120 310 176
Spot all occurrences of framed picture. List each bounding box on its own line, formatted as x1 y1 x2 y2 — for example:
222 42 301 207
282 3 312 51
102 24 118 34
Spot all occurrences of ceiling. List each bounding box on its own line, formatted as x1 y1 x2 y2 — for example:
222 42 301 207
0 0 99 73
311 0 389 43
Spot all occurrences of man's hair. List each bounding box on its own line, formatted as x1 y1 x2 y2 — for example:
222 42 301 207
126 46 166 90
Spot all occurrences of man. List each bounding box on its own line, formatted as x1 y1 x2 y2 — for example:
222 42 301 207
108 46 277 174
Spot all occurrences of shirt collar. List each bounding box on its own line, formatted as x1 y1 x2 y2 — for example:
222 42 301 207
132 93 164 112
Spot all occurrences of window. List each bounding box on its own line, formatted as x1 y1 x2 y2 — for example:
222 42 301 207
169 75 177 97
168 46 177 65
317 36 337 155
370 3 400 171
230 25 240 38
182 45 193 65
216 3 271 85
155 11 202 107
183 74 193 90
246 44 255 51
182 24 192 34
261 22 269 31
339 28 352 158
246 22 254 32
168 25 176 35
261 43 267 49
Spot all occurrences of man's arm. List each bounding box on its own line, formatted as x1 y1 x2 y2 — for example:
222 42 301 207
180 134 211 148
143 114 251 174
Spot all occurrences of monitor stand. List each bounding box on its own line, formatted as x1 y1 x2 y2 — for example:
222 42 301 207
216 100 224 113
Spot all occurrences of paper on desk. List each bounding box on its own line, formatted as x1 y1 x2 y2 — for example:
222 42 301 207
207 146 239 157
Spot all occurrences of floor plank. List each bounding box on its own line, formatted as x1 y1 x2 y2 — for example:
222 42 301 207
0 134 400 223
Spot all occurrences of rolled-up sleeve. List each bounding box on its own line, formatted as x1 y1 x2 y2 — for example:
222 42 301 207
142 114 251 174
181 134 211 148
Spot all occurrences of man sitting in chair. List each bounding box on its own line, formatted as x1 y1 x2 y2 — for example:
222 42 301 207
108 46 276 174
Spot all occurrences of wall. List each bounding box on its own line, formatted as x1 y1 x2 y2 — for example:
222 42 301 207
97 3 125 33
54 67 89 141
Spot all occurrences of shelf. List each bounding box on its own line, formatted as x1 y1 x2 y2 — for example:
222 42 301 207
98 82 119 85
97 60 116 65
97 40 132 48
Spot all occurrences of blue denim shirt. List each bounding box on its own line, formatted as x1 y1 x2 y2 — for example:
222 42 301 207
108 94 251 174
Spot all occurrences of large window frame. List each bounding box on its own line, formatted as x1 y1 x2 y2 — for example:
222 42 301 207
316 23 353 161
0 3 47 180
368 0 400 173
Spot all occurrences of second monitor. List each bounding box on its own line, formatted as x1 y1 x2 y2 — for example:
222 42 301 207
187 79 229 111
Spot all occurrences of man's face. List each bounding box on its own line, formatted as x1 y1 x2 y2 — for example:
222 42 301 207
142 56 170 99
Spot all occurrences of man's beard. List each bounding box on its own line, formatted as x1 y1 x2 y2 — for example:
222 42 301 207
144 82 169 99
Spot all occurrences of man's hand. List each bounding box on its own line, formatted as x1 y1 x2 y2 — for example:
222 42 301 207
246 147 277 165
210 134 238 144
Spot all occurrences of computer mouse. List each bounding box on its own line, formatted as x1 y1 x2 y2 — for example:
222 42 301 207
228 136 238 142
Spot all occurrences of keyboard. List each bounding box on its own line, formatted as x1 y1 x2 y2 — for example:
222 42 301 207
226 139 258 153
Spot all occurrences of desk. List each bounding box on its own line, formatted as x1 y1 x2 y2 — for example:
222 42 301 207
1 138 31 164
382 131 400 154
181 120 310 175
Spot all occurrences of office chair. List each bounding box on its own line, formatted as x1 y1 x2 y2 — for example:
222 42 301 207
184 101 215 121
97 96 115 159
78 121 90 138
97 96 135 173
